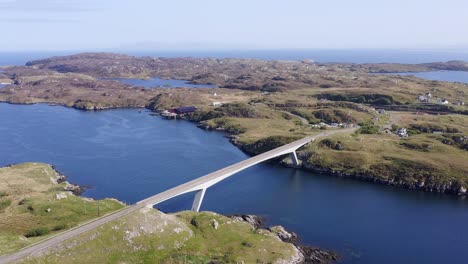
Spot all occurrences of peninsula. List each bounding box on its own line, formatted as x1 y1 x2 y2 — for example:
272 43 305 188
0 53 466 196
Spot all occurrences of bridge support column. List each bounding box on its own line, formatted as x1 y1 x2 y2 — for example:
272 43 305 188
290 151 300 166
191 188 207 212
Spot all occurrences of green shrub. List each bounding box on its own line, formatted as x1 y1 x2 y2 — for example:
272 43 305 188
358 123 380 134
320 93 398 105
409 123 460 134
25 227 50 238
240 136 300 155
320 139 345 150
192 103 267 122
211 118 247 134
0 199 12 212
52 224 68 231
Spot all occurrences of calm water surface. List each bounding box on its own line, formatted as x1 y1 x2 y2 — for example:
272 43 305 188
380 70 468 84
2 50 468 65
103 77 218 88
1 103 467 264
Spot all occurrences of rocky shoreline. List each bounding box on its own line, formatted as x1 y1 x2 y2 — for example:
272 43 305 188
42 162 339 263
3 100 466 197
300 163 467 196
219 128 468 197
230 215 338 264
49 165 91 196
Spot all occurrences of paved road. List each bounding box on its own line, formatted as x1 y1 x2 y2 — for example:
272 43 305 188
0 129 352 263
279 110 309 125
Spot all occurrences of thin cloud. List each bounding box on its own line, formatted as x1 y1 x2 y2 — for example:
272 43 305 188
0 0 105 12
0 17 77 23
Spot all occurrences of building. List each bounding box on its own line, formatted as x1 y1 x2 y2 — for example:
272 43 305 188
397 128 408 137
173 106 197 115
418 95 430 103
211 102 222 106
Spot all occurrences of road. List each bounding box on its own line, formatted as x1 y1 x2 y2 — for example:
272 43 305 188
279 110 309 125
0 129 352 263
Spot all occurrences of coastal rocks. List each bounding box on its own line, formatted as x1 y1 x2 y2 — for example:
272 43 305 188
269 225 338 264
72 100 108 111
277 246 305 264
270 225 338 264
459 186 467 194
226 134 240 145
269 225 298 242
230 215 338 264
64 183 86 196
230 214 265 229
298 247 339 264
301 159 468 196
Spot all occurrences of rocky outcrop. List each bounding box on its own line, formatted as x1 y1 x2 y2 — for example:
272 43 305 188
64 182 88 196
301 160 468 196
230 214 265 229
230 215 338 264
268 225 338 264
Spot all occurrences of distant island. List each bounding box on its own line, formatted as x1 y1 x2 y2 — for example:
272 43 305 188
0 52 466 196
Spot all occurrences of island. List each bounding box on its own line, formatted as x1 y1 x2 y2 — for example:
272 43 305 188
0 52 466 197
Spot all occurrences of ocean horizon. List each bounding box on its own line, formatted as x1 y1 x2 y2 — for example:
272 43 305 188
1 49 468 66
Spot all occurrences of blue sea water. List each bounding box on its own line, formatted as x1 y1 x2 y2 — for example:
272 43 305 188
381 70 468 84
102 77 218 88
0 103 468 264
1 50 468 263
1 49 468 66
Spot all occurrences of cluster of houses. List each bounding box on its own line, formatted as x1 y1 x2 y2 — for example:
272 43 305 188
417 92 464 106
311 122 356 129
161 106 197 119
161 100 227 119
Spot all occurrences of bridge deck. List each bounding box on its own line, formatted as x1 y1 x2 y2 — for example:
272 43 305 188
138 134 315 207
0 130 352 263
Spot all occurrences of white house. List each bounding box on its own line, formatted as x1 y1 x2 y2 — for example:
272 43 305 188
397 128 408 137
418 95 430 103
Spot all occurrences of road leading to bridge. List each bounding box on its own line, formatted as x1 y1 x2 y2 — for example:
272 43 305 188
0 129 354 263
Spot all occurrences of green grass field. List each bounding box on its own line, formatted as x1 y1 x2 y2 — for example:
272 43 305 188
21 209 298 264
0 163 125 256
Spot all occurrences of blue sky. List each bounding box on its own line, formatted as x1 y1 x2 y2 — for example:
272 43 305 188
0 0 467 51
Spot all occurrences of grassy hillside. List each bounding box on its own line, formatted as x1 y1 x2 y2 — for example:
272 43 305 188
300 114 468 193
0 163 125 256
1 53 467 195
1 163 307 263
22 209 300 264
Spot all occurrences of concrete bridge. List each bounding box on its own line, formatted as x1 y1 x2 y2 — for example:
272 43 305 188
137 135 311 212
0 130 349 263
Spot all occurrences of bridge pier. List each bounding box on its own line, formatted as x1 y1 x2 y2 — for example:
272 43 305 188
191 188 207 212
290 151 300 166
